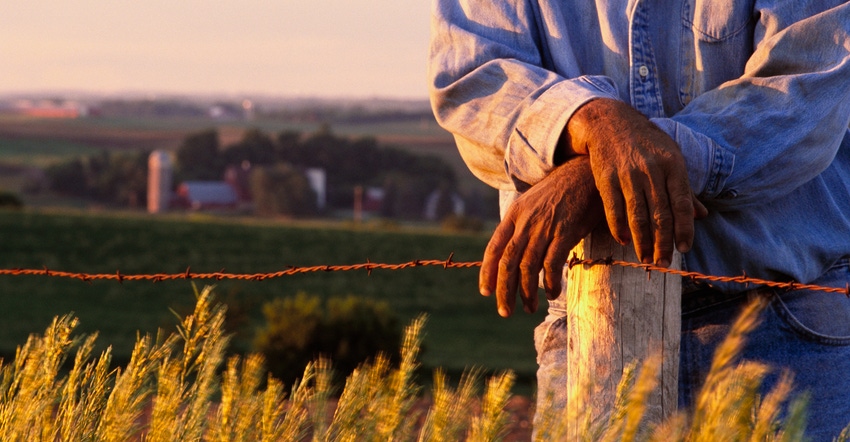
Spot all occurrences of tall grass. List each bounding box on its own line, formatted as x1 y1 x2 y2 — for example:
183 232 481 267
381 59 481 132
0 287 848 441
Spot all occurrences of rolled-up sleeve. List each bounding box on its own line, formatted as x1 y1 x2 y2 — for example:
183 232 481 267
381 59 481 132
428 0 619 190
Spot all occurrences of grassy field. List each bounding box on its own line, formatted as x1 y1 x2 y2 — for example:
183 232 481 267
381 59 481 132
0 137 102 168
0 209 544 384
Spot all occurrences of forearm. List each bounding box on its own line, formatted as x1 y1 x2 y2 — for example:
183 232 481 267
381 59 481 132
428 0 619 190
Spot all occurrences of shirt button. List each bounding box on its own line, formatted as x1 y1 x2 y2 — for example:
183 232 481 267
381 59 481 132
638 65 649 79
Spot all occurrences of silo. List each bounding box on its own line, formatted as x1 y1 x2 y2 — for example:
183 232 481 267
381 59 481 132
305 168 327 210
147 150 173 213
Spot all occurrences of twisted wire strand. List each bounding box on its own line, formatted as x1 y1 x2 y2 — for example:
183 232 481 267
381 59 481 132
1 253 848 297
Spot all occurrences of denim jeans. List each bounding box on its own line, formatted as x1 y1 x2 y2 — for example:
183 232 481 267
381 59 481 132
534 258 850 440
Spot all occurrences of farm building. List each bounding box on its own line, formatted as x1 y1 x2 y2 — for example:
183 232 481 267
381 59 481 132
173 181 240 210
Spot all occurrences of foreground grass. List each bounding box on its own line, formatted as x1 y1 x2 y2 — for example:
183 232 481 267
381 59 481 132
2 287 848 441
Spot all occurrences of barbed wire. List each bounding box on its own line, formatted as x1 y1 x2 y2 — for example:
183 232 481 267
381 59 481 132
0 253 848 297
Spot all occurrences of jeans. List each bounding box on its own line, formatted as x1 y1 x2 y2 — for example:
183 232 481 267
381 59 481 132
534 258 850 440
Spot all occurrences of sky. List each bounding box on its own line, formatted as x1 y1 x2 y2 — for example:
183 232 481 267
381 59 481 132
0 1 433 99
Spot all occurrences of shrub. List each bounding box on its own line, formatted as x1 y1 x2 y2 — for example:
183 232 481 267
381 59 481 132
254 293 402 386
441 214 484 233
0 191 23 209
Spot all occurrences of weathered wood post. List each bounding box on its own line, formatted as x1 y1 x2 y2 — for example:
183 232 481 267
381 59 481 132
565 226 680 427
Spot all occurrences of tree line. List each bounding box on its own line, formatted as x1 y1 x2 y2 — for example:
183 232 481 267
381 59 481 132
45 125 470 220
176 125 458 219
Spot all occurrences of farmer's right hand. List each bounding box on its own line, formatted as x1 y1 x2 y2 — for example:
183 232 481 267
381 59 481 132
561 98 707 268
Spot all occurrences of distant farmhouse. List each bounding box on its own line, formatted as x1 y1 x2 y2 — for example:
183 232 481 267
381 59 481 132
5 99 97 118
147 150 326 215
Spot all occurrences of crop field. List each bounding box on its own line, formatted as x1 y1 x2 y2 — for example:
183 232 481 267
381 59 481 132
0 137 101 167
0 209 544 382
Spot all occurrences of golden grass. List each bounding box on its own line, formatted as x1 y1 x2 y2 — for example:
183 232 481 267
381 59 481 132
0 287 848 441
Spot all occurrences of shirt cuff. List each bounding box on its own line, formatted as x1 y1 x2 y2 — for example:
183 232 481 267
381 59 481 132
650 118 735 199
505 75 619 190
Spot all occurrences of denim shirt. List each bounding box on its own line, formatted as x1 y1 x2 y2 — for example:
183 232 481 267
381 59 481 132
428 0 850 290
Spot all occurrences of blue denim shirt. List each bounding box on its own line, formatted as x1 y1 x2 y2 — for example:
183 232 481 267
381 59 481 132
428 0 850 290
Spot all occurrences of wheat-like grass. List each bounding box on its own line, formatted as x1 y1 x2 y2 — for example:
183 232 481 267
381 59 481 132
467 370 515 441
1 288 848 441
97 331 179 441
418 368 480 442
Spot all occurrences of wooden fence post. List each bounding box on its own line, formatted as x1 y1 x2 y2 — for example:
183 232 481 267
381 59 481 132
565 226 680 427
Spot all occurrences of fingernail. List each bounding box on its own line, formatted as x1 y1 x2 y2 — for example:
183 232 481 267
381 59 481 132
677 241 689 253
657 258 670 268
642 256 653 265
498 306 511 317
480 287 491 297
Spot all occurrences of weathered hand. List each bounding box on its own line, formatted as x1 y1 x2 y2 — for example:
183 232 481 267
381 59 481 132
480 157 604 317
565 98 707 267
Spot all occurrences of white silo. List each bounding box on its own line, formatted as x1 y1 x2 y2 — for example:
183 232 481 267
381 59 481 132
305 168 326 210
147 150 173 213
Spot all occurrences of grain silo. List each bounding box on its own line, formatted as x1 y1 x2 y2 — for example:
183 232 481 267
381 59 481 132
147 150 173 213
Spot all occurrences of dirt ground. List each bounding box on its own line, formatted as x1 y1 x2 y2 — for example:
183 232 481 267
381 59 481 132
133 395 535 440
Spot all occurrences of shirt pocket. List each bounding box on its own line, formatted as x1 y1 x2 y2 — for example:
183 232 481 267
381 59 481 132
678 0 756 106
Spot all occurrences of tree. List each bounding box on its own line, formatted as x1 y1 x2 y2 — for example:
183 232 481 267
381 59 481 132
222 128 276 167
250 163 317 217
274 130 303 163
176 129 222 180
45 150 150 206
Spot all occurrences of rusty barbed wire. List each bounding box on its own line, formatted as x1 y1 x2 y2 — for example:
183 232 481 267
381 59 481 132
1 252 848 297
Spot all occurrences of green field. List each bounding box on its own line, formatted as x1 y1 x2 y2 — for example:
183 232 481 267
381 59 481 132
0 137 102 167
0 209 544 384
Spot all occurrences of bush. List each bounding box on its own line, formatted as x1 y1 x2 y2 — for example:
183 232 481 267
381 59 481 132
254 293 402 386
441 214 484 233
0 191 23 209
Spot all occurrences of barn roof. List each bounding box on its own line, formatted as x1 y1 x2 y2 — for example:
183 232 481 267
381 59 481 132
180 181 239 206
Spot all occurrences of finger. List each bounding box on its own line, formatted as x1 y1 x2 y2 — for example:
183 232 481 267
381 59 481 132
666 169 696 255
543 237 574 300
496 236 527 317
519 263 541 313
479 218 515 297
693 193 709 219
623 174 654 264
519 234 550 313
597 172 631 246
649 178 675 268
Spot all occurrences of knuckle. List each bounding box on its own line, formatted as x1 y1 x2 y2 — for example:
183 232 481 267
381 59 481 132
672 195 693 213
518 260 538 274
630 211 650 228
498 258 512 274
653 210 672 227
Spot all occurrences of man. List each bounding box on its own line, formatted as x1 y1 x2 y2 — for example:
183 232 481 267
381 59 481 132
428 0 850 438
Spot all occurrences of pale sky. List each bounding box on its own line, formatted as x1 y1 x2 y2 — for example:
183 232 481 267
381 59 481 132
0 1 433 99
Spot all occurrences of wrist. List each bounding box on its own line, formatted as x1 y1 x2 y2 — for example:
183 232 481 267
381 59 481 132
556 99 611 163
